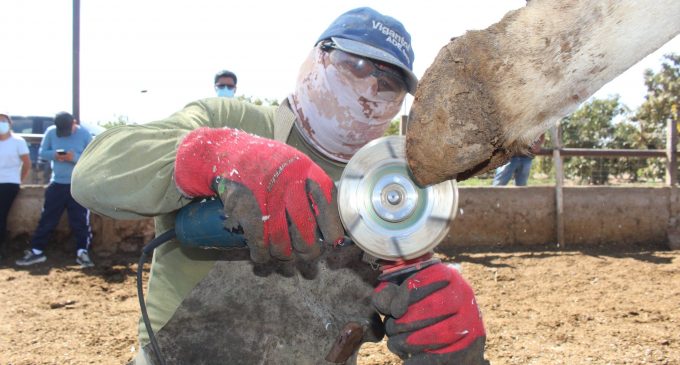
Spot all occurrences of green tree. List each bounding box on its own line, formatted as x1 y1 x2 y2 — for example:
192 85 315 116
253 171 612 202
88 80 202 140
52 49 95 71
608 121 647 182
560 97 628 184
383 118 402 136
99 115 130 129
237 95 280 106
633 53 679 180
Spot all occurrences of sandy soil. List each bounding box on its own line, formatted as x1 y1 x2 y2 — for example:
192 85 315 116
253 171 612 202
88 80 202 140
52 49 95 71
1 242 678 365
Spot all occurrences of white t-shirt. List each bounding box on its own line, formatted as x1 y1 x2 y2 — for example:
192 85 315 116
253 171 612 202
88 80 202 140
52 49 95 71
0 134 30 184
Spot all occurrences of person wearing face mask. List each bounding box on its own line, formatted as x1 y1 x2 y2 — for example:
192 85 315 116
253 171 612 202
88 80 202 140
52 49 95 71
72 7 488 365
214 69 237 98
0 113 31 261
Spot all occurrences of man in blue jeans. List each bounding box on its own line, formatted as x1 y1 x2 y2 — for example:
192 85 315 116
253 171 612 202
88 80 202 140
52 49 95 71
493 133 545 186
16 111 94 268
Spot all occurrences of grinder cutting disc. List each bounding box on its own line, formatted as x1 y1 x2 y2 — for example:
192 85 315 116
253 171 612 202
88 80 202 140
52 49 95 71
337 135 458 261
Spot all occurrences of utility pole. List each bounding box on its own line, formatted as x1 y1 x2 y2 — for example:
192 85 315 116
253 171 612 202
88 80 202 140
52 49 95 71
73 0 80 121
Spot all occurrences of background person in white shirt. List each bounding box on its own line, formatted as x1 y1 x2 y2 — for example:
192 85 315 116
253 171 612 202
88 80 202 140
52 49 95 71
0 112 31 261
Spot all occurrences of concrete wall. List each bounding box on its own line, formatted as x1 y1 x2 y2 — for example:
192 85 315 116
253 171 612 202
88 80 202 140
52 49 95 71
6 186 676 254
446 186 672 248
7 186 154 255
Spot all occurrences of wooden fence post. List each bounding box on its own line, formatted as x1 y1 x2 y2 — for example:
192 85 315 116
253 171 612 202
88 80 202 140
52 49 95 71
666 118 677 186
551 124 565 247
666 118 680 249
400 115 408 135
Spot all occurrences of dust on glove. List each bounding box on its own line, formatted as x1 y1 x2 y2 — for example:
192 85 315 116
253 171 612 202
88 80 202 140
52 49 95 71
174 127 344 263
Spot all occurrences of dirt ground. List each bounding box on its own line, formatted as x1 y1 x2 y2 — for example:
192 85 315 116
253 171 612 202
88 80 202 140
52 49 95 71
1 241 678 365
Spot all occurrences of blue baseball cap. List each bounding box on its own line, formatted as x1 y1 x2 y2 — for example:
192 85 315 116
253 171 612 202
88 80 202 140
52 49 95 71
316 7 417 94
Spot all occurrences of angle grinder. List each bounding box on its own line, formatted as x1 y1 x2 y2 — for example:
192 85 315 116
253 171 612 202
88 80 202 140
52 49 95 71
172 135 459 278
172 135 458 264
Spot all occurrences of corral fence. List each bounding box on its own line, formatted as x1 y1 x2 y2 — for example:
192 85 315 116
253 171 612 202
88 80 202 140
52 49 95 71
538 119 677 247
400 116 680 250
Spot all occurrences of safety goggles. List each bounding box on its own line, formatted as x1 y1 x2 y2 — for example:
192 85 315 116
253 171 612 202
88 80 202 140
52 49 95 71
215 84 236 90
320 41 407 101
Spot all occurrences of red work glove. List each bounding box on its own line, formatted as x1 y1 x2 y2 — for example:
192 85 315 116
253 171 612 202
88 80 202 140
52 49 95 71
372 262 489 365
174 127 344 263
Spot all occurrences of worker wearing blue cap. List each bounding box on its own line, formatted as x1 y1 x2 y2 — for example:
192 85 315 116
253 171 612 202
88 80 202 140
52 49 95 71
73 7 487 365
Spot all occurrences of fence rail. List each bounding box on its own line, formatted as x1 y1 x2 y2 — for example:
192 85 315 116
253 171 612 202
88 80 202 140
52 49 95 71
545 120 677 247
535 148 666 158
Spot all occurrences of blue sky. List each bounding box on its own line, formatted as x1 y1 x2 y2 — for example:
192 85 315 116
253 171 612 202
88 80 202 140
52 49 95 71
1 0 678 124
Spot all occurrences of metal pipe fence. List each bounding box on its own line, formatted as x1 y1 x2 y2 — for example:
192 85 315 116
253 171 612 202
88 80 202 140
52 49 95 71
539 120 678 246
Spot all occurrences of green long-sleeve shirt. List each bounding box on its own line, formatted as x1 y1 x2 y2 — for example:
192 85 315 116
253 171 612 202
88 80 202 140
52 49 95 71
72 97 345 345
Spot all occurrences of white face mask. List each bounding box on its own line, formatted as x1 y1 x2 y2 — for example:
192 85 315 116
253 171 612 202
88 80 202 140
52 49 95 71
0 121 10 134
289 47 404 163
